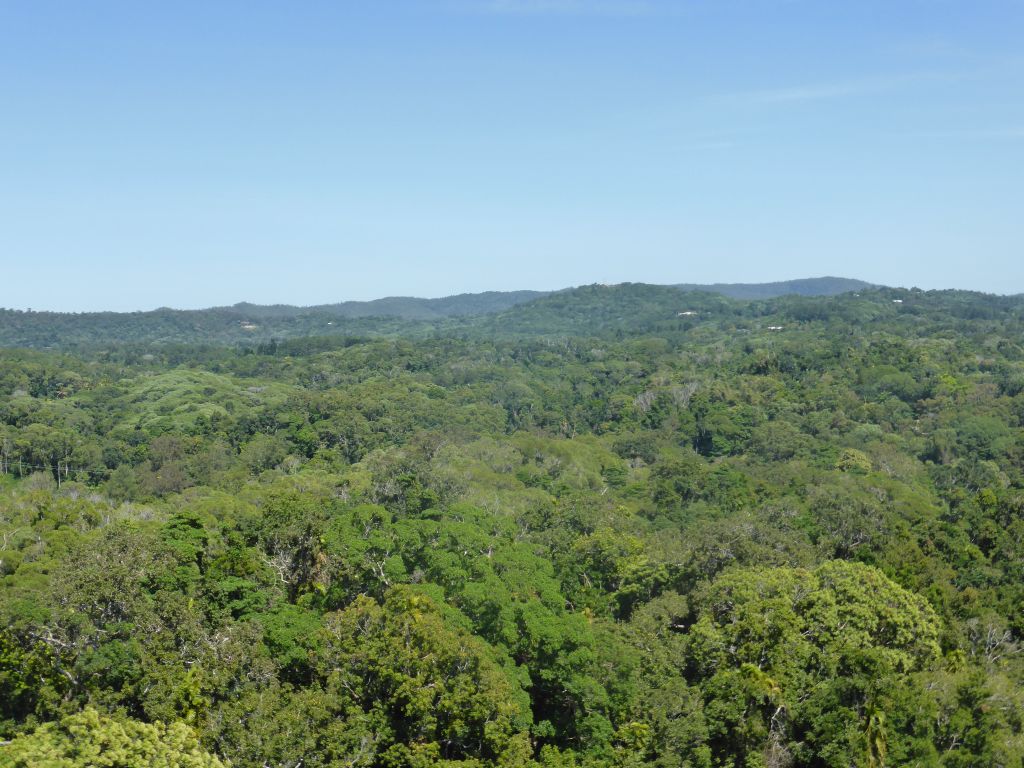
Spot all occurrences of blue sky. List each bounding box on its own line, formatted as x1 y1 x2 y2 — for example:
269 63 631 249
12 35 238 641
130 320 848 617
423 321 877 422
1 0 1022 310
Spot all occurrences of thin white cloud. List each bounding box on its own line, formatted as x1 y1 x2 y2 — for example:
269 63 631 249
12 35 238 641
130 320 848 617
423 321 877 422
719 68 981 107
677 138 737 151
739 82 877 104
724 75 921 105
907 127 1024 140
473 0 661 17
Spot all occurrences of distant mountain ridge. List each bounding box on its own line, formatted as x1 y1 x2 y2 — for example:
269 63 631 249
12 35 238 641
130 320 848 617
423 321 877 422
224 290 550 320
0 277 875 348
6 277 869 319
673 276 872 299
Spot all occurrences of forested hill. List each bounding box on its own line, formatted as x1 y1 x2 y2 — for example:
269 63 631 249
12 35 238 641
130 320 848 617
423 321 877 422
2 283 1024 766
0 289 549 349
673 275 872 299
233 289 550 320
0 278 870 349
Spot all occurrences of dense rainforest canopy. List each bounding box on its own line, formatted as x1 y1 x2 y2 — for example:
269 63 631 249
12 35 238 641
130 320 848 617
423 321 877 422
1 282 1023 767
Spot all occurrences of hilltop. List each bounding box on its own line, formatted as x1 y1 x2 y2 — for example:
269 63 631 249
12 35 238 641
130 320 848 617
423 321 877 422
673 276 872 299
1 277 873 349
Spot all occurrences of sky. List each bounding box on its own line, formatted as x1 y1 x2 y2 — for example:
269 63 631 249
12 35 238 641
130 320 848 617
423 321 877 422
1 0 1022 311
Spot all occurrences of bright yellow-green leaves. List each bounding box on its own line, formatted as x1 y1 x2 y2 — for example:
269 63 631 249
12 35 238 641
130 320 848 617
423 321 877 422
0 708 225 768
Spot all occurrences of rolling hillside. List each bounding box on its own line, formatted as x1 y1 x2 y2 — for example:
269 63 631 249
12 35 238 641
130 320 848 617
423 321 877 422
673 276 872 299
1 279 875 348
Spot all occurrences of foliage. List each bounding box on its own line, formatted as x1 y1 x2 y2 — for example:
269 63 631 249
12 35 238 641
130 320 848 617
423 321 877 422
1 284 1024 766
0 708 225 767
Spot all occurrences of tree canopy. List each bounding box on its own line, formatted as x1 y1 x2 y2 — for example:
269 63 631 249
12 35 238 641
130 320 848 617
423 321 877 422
2 284 1023 766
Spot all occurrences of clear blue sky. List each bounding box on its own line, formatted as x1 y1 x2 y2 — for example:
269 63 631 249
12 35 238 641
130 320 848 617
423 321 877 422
1 0 1022 311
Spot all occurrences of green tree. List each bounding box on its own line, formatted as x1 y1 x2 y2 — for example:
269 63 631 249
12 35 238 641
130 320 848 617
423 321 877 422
0 708 225 767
